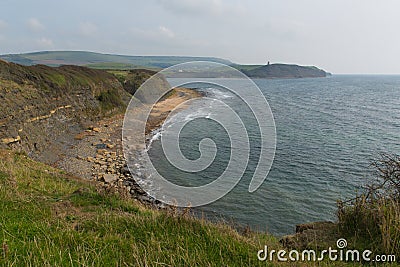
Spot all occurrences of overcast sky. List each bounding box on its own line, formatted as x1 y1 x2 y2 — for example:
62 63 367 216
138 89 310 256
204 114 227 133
0 0 399 74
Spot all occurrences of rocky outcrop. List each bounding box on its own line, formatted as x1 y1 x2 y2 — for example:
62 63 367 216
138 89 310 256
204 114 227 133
280 221 339 250
26 105 73 123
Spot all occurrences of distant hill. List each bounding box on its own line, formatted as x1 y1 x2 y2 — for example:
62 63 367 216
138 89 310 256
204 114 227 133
0 51 330 78
0 51 232 69
235 63 329 78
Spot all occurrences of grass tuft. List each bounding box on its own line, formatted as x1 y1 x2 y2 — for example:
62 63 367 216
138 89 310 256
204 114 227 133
337 154 400 255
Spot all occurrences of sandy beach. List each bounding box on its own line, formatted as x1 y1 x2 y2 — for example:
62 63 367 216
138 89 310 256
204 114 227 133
145 87 203 134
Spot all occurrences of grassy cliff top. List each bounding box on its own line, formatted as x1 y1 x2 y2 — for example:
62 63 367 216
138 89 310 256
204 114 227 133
0 150 282 266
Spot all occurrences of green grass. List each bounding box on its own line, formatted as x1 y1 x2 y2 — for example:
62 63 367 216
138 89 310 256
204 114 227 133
0 150 283 266
85 62 142 70
107 70 130 83
45 73 67 87
97 89 125 111
338 197 400 254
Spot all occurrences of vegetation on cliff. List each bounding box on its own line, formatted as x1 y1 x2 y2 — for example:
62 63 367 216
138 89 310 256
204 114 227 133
109 69 157 95
0 60 130 163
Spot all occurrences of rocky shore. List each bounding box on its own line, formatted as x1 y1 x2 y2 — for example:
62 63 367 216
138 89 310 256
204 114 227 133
57 87 202 208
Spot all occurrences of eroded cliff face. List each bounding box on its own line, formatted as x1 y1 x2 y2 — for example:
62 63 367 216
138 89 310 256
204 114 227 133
114 69 157 96
0 60 131 164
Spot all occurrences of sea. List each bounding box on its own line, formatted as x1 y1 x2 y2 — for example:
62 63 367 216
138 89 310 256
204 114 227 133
147 75 400 236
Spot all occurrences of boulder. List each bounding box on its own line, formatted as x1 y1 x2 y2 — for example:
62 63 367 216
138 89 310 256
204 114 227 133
102 174 119 184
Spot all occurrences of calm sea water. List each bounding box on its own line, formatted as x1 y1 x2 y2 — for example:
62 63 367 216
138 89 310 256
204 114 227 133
148 75 400 236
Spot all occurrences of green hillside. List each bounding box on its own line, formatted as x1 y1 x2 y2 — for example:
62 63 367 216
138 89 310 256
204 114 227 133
0 51 232 69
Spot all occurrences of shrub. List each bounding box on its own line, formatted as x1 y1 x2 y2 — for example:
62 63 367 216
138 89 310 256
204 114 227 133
337 154 400 254
97 89 124 111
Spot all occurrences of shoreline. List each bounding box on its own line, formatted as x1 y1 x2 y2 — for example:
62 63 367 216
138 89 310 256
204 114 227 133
144 87 203 150
145 87 203 135
56 87 203 208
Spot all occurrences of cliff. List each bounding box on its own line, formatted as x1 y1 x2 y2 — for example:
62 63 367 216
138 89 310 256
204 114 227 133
0 60 131 163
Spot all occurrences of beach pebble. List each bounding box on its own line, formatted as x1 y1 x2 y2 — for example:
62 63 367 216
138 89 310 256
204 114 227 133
102 174 119 184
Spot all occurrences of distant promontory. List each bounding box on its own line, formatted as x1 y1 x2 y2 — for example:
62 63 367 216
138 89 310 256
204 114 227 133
235 63 330 79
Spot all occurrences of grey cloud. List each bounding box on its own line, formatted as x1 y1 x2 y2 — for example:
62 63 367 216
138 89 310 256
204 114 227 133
36 37 54 48
0 19 7 30
79 22 98 37
27 18 45 32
